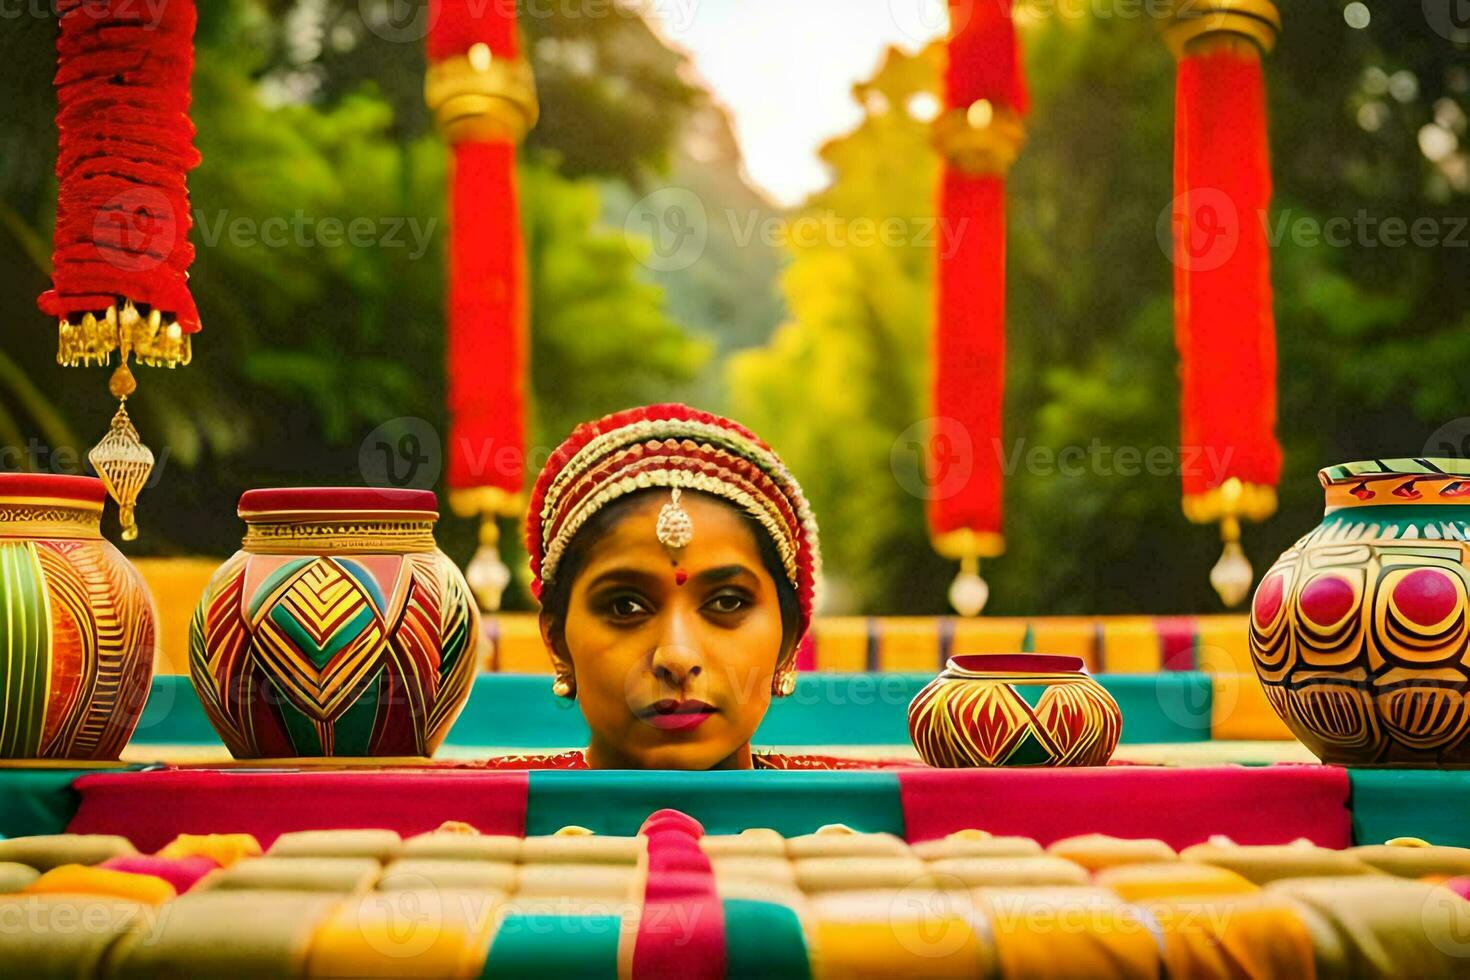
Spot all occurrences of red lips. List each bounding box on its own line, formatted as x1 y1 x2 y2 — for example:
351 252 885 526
639 699 716 731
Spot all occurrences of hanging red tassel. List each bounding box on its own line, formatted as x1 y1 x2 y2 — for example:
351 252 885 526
1165 1 1283 606
929 0 1028 616
38 0 201 540
426 0 538 611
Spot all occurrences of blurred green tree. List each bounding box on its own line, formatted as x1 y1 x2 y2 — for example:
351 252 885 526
733 5 1468 614
0 0 710 590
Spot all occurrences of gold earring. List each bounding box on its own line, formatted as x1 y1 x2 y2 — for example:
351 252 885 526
772 672 796 698
552 676 575 699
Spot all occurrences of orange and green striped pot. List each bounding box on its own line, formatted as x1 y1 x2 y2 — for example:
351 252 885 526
0 473 157 760
908 653 1121 767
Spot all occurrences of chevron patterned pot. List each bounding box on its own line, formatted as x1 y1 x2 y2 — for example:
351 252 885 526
189 487 479 758
0 473 156 760
908 654 1121 767
1250 458 1470 767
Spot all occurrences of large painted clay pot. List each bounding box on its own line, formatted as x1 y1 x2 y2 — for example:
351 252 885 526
189 488 479 758
1250 459 1470 767
0 473 156 760
908 654 1121 767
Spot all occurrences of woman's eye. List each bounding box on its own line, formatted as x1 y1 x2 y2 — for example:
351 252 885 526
608 595 650 618
705 592 749 615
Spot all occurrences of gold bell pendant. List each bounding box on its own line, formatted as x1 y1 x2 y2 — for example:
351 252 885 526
88 360 154 542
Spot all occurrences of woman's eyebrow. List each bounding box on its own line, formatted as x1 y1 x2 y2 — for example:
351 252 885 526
694 564 754 585
584 567 662 591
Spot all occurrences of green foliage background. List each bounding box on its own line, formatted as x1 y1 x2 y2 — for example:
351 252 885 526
0 1 1466 615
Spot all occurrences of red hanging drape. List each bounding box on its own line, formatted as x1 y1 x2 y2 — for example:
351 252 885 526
40 0 200 365
427 0 532 511
1166 3 1283 605
426 0 538 611
930 0 1028 614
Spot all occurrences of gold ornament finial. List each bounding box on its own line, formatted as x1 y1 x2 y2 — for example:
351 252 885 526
656 487 694 551
948 553 991 618
465 516 512 613
88 402 154 541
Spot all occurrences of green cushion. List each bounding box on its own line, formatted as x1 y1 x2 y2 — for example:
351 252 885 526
724 899 810 980
526 770 904 838
1349 771 1470 847
482 914 622 979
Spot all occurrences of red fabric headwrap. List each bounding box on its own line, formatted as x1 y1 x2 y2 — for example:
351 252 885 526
527 404 821 644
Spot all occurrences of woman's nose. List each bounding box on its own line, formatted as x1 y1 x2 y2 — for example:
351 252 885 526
650 612 703 688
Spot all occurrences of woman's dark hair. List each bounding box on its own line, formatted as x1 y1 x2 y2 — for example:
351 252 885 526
538 489 802 658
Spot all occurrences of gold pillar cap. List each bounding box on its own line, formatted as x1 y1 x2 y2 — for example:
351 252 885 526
1161 0 1281 60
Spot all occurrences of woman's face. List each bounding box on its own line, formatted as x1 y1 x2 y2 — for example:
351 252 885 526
546 491 788 769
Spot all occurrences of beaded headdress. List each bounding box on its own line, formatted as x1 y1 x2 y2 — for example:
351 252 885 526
528 404 821 644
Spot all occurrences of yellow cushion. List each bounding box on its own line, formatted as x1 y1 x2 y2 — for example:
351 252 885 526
23 865 176 906
711 856 797 886
0 894 151 976
267 829 402 862
795 856 931 892
1179 842 1380 885
912 832 1043 860
1143 894 1316 980
378 860 518 893
201 857 380 893
974 886 1160 980
700 829 787 858
1095 862 1258 901
519 835 642 865
1349 844 1470 880
400 832 522 862
0 835 135 871
158 833 262 868
514 864 638 899
811 889 988 979
926 856 1089 888
0 862 40 892
305 888 502 978
106 890 340 977
1270 877 1470 979
1048 834 1177 872
787 830 910 859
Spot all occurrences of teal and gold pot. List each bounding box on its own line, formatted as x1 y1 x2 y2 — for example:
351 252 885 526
908 653 1121 767
1250 459 1470 766
190 487 479 759
0 473 156 760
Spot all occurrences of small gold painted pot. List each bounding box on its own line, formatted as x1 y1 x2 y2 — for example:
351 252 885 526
908 654 1121 767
